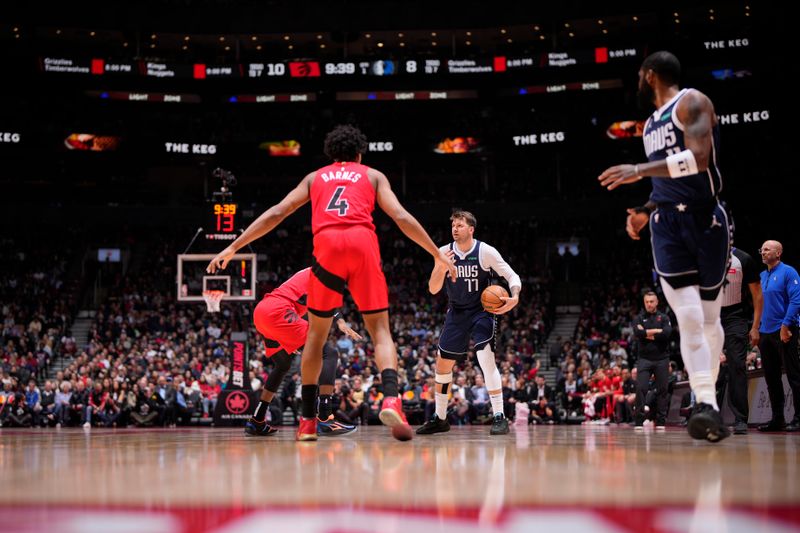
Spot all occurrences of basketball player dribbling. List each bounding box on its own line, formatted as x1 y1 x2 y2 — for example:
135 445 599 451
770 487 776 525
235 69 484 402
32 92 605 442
417 210 521 436
244 267 362 437
208 125 456 442
598 51 731 442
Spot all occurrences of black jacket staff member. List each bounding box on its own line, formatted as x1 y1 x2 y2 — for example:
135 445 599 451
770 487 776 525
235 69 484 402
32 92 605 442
632 291 673 428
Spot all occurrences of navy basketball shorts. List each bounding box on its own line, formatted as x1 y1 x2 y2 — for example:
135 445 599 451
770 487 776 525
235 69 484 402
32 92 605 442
438 306 496 360
649 202 731 300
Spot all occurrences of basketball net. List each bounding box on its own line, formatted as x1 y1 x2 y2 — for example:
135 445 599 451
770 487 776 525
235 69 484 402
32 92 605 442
202 290 225 313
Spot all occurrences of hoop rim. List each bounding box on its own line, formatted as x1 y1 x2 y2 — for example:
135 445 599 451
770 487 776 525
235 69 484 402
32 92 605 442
202 290 226 313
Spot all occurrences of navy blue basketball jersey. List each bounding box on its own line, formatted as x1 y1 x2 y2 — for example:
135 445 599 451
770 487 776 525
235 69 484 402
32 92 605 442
642 88 722 204
445 240 491 309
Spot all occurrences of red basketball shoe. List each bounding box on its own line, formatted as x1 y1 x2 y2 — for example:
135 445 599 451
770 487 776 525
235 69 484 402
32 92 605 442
379 396 413 441
296 417 318 442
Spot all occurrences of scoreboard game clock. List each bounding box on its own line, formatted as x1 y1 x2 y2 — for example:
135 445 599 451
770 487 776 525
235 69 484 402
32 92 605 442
211 202 238 235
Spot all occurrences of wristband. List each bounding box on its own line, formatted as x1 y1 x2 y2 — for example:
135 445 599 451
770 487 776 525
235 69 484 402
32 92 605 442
666 149 699 178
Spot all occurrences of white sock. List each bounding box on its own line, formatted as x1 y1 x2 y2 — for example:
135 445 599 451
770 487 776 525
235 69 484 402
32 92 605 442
690 370 718 409
434 370 453 421
435 392 448 420
490 392 504 417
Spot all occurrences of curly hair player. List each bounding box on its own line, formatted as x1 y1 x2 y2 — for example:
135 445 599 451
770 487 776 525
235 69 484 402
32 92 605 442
208 125 456 441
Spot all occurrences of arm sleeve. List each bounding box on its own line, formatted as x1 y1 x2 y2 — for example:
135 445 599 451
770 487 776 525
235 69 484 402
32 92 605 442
654 314 673 340
480 243 522 290
783 267 800 327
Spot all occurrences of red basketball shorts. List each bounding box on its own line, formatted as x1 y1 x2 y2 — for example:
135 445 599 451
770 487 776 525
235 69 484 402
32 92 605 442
253 295 308 356
308 225 389 316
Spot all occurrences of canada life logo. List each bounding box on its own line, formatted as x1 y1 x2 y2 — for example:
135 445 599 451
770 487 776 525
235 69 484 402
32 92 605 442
225 391 250 415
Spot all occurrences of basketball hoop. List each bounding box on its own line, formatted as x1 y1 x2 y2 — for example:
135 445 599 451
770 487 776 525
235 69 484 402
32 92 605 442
202 290 226 313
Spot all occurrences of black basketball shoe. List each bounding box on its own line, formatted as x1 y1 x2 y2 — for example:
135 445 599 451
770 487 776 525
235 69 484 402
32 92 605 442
416 415 451 435
490 413 510 435
244 418 278 437
687 403 730 443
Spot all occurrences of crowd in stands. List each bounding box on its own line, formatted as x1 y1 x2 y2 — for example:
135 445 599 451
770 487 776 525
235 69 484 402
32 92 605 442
0 236 81 426
2 219 704 430
0 220 556 428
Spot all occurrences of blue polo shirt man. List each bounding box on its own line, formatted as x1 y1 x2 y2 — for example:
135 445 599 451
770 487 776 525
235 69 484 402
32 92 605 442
757 240 800 432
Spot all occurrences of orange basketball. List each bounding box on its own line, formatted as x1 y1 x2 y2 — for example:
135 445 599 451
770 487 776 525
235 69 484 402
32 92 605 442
481 285 509 313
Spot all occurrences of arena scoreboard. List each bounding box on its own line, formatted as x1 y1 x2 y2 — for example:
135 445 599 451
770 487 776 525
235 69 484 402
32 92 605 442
207 203 238 241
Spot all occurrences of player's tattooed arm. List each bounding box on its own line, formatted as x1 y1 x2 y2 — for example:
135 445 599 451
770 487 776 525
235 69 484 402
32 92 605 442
599 90 715 190
675 89 715 172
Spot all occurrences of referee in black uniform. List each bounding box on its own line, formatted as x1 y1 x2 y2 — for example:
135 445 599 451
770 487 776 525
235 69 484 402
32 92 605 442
718 247 763 434
632 291 673 429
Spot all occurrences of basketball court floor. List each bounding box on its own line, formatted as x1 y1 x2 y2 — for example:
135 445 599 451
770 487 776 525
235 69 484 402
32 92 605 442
1 425 798 532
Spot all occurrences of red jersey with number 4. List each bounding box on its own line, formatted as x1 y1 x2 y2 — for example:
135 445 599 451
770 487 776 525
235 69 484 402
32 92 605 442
311 161 376 235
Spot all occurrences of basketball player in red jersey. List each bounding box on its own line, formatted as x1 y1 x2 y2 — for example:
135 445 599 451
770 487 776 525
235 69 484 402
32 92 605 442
208 125 456 442
244 267 363 438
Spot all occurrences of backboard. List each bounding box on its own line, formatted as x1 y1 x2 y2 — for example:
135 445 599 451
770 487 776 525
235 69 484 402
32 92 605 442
177 253 257 302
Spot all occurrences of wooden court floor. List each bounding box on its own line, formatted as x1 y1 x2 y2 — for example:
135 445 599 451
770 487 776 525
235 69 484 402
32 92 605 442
1 425 799 532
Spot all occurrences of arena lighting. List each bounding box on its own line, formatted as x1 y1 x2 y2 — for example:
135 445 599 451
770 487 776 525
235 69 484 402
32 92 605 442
557 242 580 256
228 93 316 103
336 90 478 101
